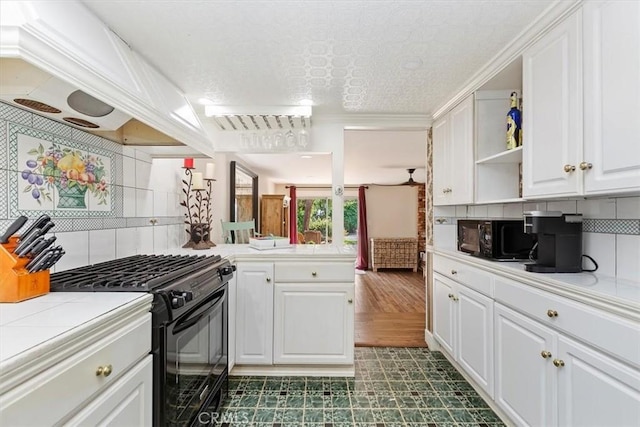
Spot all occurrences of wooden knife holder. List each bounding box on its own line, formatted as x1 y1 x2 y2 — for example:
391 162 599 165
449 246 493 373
0 237 50 302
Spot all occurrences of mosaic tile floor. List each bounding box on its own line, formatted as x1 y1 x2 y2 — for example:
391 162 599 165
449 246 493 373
209 347 505 426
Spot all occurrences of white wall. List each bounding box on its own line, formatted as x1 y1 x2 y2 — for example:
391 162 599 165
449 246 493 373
367 186 418 239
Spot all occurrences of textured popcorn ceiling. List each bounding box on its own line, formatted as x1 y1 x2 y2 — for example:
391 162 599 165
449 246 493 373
82 0 554 116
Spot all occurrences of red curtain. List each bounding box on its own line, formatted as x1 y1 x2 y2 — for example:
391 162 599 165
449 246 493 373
355 186 368 270
289 186 298 244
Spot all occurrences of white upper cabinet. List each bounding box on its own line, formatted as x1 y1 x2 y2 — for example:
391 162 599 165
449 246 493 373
433 94 475 206
522 9 582 198
582 0 640 194
523 2 640 199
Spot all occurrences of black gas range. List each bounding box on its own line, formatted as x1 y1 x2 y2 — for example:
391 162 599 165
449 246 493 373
50 254 233 426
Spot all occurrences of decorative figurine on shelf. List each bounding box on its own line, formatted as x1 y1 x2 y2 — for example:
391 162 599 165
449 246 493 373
506 91 522 150
180 160 216 250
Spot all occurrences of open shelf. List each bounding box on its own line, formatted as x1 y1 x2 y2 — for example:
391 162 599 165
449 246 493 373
476 146 522 164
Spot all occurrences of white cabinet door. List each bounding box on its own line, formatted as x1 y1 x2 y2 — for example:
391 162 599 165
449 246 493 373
449 94 475 205
456 285 494 397
523 10 582 198
583 0 640 195
494 303 556 427
273 283 354 364
236 262 274 365
433 274 455 355
64 355 153 427
432 115 450 206
228 266 237 372
556 336 640 427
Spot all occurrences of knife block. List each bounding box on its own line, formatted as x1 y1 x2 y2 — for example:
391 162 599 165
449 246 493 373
0 237 50 302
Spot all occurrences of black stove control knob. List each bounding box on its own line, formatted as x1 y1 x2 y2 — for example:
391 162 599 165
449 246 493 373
182 291 194 302
170 292 186 309
220 266 235 276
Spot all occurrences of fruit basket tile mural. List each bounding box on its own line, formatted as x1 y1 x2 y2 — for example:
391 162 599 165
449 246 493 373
9 124 115 217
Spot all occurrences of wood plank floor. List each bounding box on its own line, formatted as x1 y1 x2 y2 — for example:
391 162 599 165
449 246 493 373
355 269 427 348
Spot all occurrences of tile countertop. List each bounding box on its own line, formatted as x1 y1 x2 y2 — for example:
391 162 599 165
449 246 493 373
430 247 640 320
158 243 357 262
0 293 153 377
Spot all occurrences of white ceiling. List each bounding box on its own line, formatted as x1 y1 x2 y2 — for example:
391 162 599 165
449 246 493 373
76 1 553 184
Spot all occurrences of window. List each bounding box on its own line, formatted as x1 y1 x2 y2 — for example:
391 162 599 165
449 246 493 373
295 196 359 244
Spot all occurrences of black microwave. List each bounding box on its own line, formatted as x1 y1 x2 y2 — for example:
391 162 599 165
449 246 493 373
457 219 535 260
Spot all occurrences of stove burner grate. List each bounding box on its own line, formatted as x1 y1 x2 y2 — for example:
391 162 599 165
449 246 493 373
50 254 222 291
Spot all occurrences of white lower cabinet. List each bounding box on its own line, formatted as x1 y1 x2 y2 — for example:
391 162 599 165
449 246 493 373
234 260 356 368
64 355 153 426
0 310 152 426
494 302 640 427
273 283 354 364
557 336 640 427
235 262 274 365
494 303 556 427
434 273 494 397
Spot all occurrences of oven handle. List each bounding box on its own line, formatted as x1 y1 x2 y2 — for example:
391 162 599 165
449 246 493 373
173 286 226 334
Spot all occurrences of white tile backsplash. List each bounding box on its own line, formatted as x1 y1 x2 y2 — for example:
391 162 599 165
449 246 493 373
433 224 456 251
547 200 577 214
116 228 137 258
136 189 154 217
89 229 116 264
616 235 640 282
153 191 168 217
455 205 468 217
137 227 154 254
122 155 136 187
135 159 152 191
503 202 524 219
577 198 616 219
616 197 640 219
434 206 456 217
53 231 89 272
469 205 488 218
153 225 168 252
582 233 616 278
123 187 137 217
487 204 504 218
168 224 184 249
523 201 547 212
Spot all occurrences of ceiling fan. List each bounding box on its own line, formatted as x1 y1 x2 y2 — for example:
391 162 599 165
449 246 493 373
373 168 424 186
401 168 423 186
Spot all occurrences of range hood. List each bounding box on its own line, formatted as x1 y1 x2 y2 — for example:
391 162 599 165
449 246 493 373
0 58 181 145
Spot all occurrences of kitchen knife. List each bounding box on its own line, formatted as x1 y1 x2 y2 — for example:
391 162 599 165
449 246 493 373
37 220 55 236
16 236 44 258
38 249 65 272
0 216 28 244
29 236 56 257
13 228 42 255
17 214 50 242
25 246 56 272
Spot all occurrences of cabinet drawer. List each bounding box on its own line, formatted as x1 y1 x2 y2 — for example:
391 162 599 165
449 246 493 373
494 276 639 368
433 254 493 297
275 262 354 282
0 313 151 426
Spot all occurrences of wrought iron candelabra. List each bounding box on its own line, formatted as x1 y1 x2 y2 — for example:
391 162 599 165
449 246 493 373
181 167 216 250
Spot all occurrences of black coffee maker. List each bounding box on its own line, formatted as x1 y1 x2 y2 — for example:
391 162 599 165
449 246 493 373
523 211 583 273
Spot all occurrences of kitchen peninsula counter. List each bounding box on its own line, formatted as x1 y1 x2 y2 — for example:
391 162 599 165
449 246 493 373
161 243 357 262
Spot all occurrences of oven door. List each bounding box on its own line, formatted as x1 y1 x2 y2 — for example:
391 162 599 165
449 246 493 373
164 284 228 426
